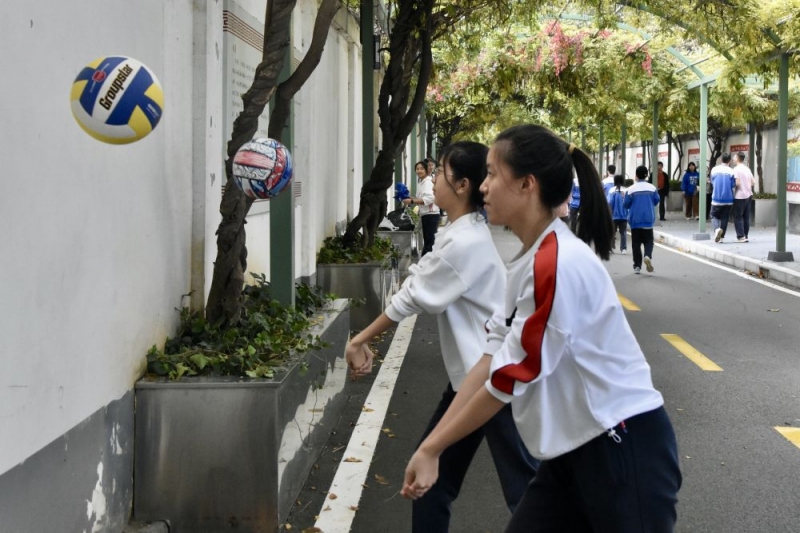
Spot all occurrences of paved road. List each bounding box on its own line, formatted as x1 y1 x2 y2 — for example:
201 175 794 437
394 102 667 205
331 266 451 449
286 226 800 532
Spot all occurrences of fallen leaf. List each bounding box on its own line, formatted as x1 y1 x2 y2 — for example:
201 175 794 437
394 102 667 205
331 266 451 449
375 474 389 485
328 493 338 500
313 515 320 521
382 428 392 434
685 456 691 459
284 524 292 531
349 505 359 511
323 505 331 511
362 406 374 412
343 457 362 463
768 308 780 312
302 528 322 533
308 408 324 412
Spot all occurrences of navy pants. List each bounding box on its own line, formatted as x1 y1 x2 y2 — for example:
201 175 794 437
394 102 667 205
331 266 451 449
612 220 628 252
711 204 732 238
733 198 752 239
421 214 440 256
505 406 681 533
630 228 654 270
412 385 539 533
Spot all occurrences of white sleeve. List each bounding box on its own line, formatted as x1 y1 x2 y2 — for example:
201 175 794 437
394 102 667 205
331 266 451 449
419 180 436 207
384 251 469 322
484 260 569 404
483 307 509 356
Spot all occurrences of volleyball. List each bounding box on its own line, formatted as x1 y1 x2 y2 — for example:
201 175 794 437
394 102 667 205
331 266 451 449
232 138 294 199
70 56 164 144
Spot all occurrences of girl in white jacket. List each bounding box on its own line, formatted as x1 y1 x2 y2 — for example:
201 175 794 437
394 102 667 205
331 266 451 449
402 125 681 532
346 141 538 533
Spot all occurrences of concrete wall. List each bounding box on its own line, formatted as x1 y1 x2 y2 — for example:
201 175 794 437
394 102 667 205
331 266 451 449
0 0 366 529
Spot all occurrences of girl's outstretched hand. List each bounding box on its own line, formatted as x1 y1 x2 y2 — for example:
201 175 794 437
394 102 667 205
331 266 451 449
345 341 374 377
401 448 439 500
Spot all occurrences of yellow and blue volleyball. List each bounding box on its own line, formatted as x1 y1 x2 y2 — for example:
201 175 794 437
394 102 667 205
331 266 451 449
232 138 294 199
70 56 164 144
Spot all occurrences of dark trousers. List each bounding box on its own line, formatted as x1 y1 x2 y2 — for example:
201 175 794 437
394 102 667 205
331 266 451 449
505 406 681 533
412 385 539 533
568 207 580 233
630 228 654 269
658 189 667 220
421 214 440 256
710 204 732 238
684 194 699 218
733 197 752 239
612 220 627 251
705 193 712 220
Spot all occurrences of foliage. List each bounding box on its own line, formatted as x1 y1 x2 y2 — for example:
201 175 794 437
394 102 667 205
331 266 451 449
753 192 778 199
146 274 334 380
317 235 399 265
669 179 683 191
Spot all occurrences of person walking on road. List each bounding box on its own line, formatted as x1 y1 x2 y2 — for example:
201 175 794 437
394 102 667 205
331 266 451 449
607 174 629 254
732 152 755 242
655 161 669 221
404 161 441 256
602 164 617 196
401 124 681 533
709 153 737 243
681 162 700 219
348 141 538 533
624 165 660 274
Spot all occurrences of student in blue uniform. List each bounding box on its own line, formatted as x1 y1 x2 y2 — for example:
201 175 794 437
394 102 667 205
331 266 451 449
347 141 538 533
607 174 628 254
624 165 660 274
401 124 681 533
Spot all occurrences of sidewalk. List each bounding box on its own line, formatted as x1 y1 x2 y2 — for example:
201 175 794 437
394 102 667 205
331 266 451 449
652 216 800 290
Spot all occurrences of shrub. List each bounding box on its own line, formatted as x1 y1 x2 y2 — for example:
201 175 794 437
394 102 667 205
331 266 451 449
753 192 778 199
146 274 334 380
316 234 399 265
669 179 683 192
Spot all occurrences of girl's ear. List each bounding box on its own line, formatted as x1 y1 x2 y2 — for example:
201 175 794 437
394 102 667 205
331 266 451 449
519 174 537 193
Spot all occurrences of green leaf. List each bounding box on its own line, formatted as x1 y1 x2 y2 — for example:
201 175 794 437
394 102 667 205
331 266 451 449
189 353 211 370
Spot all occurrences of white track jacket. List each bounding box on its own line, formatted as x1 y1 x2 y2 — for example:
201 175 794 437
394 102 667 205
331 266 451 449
485 218 664 460
385 215 504 390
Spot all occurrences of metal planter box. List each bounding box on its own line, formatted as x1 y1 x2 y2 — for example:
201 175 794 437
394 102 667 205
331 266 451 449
376 230 418 273
133 300 350 532
316 261 398 330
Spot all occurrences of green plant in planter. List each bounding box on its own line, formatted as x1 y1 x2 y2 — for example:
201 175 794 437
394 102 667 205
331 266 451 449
753 192 778 199
146 274 334 380
316 234 399 265
669 180 683 192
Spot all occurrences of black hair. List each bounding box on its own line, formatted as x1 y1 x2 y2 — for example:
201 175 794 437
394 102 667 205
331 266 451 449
687 161 697 170
635 165 649 180
414 161 427 171
439 141 488 211
494 124 612 259
721 152 732 163
657 161 664 166
736 152 746 162
607 164 616 174
613 174 625 189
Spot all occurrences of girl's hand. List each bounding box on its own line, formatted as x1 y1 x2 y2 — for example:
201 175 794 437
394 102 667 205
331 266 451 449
345 341 374 377
401 448 439 500
402 198 413 207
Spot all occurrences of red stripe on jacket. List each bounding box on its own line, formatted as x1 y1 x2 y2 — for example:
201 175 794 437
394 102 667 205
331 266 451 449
491 232 558 395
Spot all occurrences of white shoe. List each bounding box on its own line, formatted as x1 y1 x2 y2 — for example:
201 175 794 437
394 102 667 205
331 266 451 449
621 249 627 255
644 256 654 273
714 228 723 242
634 267 641 274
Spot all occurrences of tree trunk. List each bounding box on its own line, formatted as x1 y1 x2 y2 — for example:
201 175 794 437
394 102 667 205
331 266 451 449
343 0 435 248
670 132 684 179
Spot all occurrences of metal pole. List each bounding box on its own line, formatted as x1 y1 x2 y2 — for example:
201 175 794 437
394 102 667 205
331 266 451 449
361 0 374 185
769 53 793 261
748 123 755 177
271 28 296 306
598 125 604 175
652 102 659 179
697 83 709 237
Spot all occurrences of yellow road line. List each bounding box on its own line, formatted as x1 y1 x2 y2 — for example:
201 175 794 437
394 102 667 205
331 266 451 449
775 427 800 449
660 334 723 371
618 293 641 311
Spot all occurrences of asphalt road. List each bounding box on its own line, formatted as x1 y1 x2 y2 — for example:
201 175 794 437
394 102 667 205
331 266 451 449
287 234 800 533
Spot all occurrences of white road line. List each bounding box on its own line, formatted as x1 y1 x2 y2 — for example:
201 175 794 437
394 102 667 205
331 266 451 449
314 315 417 533
655 242 800 298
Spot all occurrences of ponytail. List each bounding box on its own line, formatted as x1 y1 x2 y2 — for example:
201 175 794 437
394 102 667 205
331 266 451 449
572 148 613 260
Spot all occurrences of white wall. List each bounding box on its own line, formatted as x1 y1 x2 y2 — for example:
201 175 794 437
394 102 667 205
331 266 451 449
0 0 200 475
0 0 388 478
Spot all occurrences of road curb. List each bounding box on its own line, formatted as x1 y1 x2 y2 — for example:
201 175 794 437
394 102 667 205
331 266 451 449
654 230 800 290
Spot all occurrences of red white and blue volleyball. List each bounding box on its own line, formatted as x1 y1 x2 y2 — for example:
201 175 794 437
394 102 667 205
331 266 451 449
70 56 164 144
232 138 294 199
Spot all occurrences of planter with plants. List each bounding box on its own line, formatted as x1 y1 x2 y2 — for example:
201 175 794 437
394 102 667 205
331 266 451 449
752 192 778 227
316 234 400 330
668 180 684 211
134 275 349 532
